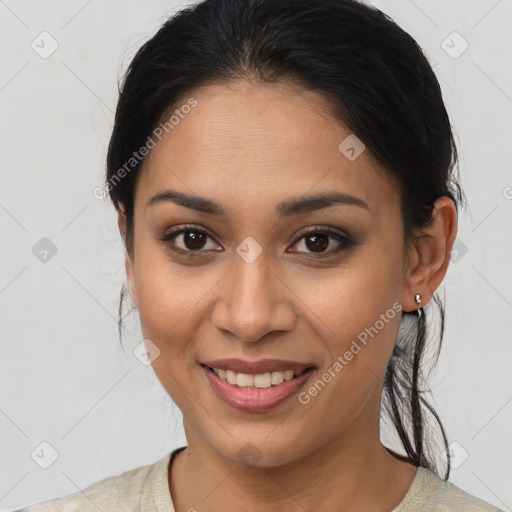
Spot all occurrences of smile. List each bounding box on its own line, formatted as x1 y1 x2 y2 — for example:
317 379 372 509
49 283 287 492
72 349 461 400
200 359 316 412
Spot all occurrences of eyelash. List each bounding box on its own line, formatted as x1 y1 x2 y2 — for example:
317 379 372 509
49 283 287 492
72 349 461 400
158 224 354 259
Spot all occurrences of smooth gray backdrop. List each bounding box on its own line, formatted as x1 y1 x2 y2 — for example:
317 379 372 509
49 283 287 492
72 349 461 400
1 0 511 510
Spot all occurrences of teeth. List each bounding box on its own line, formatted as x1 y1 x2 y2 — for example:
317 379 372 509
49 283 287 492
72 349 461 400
253 373 272 388
225 369 237 385
236 373 254 387
284 370 294 381
271 371 284 385
211 367 303 388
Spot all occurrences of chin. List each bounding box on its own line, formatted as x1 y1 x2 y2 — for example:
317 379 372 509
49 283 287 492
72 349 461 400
204 428 316 469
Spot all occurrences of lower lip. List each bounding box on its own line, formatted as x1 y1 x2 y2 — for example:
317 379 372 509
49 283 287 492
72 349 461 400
201 365 315 412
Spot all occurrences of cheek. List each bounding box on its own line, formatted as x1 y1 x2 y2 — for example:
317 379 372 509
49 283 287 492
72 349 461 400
296 303 401 437
131 243 201 357
295 235 403 342
133 231 207 323
132 255 208 411
296 237 404 397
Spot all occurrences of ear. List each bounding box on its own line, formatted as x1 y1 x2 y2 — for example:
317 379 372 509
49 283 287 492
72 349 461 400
401 196 458 312
117 209 138 308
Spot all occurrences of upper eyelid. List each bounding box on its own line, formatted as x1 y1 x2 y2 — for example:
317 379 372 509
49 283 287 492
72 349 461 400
161 224 218 242
293 226 350 241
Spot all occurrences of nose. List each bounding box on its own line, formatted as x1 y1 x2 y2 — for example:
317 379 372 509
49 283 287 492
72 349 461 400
211 250 296 343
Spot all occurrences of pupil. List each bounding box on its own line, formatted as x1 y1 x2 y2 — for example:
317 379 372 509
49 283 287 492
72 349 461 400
306 233 328 252
185 231 206 250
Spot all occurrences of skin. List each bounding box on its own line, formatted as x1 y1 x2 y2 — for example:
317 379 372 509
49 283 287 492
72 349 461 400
118 79 457 511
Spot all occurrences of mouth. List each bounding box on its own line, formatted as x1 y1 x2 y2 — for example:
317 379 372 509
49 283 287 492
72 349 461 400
200 359 316 411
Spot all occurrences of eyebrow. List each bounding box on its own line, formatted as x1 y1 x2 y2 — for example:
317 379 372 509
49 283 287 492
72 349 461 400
146 189 371 218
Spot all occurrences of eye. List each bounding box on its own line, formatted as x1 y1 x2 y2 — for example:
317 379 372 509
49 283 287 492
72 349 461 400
159 224 354 259
287 227 354 257
159 224 222 256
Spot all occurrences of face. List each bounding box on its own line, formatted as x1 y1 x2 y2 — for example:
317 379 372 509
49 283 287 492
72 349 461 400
123 80 418 467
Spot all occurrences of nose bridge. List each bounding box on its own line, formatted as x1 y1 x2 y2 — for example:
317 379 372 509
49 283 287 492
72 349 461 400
235 251 274 311
212 245 295 342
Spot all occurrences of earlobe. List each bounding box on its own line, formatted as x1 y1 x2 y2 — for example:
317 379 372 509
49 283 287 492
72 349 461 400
402 196 458 312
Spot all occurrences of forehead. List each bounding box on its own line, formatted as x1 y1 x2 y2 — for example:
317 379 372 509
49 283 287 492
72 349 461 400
135 80 400 217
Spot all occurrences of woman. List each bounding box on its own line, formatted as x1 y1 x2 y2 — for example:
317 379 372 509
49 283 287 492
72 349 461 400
18 0 502 510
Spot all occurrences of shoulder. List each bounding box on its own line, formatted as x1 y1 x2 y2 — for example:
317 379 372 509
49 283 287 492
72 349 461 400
15 451 174 512
394 466 504 511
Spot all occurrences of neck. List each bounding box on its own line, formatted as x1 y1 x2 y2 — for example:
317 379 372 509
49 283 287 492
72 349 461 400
170 412 416 511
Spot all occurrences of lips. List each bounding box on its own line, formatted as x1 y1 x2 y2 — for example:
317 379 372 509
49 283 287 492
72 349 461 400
200 358 316 412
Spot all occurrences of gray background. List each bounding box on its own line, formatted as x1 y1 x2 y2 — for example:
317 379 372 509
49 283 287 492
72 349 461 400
0 0 511 510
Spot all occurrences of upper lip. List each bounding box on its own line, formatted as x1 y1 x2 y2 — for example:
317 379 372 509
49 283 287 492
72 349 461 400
201 358 315 374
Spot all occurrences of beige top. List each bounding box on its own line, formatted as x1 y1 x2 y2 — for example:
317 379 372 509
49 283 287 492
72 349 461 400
17 446 503 511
